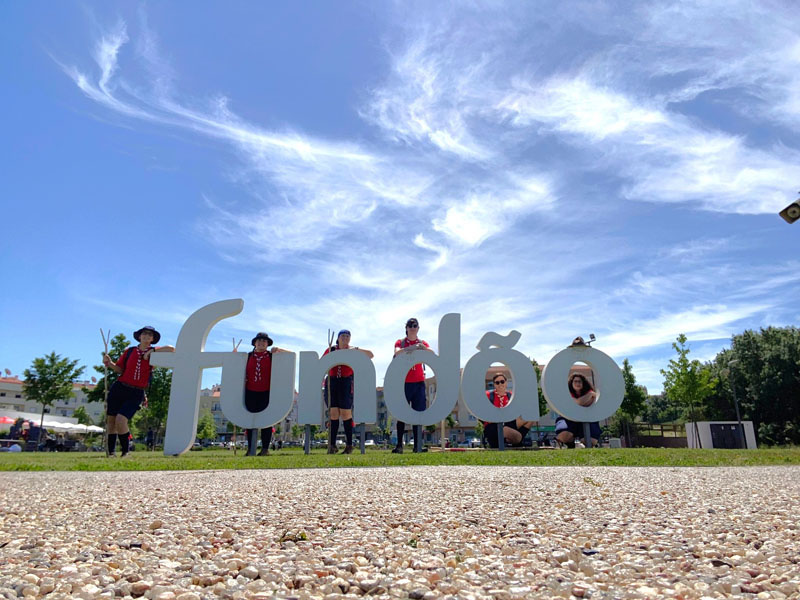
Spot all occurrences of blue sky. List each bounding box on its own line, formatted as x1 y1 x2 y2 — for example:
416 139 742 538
2 1 799 393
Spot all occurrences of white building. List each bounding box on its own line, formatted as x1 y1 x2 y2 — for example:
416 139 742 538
0 375 103 425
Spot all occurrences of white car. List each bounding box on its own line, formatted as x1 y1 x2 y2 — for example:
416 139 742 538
364 439 376 446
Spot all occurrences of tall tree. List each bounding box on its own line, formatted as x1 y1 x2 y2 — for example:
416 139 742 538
72 406 93 426
611 359 648 446
23 352 85 449
131 367 172 441
706 327 800 445
660 334 716 446
196 410 217 442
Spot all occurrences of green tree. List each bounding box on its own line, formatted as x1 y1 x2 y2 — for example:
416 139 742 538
196 410 217 442
531 360 549 416
84 333 130 404
72 406 93 426
610 359 648 446
474 421 484 441
291 424 302 440
706 327 800 445
661 334 716 446
23 352 85 448
131 367 172 440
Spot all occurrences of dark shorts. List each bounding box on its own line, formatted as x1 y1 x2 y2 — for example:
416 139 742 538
484 420 529 448
245 389 270 413
328 376 354 410
404 381 427 412
555 417 601 439
107 381 145 420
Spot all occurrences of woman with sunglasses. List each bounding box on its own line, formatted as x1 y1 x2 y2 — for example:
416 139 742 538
554 372 602 448
483 373 535 448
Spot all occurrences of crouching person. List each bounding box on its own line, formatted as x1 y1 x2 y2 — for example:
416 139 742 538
483 373 534 448
103 326 174 457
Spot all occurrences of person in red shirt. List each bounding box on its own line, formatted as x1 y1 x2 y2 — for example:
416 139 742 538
391 318 432 453
103 326 174 457
322 330 373 454
483 373 534 448
243 332 289 456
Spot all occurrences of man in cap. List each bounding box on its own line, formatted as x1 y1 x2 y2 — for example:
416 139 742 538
392 318 432 453
243 332 289 456
322 330 374 454
103 326 174 457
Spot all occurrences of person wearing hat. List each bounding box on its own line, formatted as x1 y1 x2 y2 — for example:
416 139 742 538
322 330 374 454
102 326 174 457
392 318 432 453
242 332 289 456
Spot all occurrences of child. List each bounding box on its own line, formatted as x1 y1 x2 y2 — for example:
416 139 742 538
244 332 289 456
103 326 174 457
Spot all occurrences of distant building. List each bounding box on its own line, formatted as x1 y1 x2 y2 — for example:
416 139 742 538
0 375 102 424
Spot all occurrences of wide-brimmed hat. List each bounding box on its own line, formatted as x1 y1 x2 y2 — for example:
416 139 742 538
134 326 161 344
251 332 273 346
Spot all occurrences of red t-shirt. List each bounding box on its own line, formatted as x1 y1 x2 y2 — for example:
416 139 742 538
486 389 511 408
117 347 153 389
322 346 353 378
245 351 272 392
394 338 430 383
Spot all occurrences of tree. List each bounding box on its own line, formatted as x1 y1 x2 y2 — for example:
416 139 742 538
610 359 648 446
530 360 550 416
131 367 172 441
474 421 484 441
84 333 129 404
72 406 93 426
660 334 716 446
291 424 302 440
23 352 85 449
706 327 800 445
196 410 217 442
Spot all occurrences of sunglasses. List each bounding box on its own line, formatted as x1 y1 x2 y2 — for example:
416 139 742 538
407 324 419 328
493 379 506 385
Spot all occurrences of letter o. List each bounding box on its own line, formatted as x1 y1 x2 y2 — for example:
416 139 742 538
461 347 540 423
541 346 624 422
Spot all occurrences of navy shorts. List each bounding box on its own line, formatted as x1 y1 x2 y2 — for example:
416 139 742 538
555 417 601 439
328 376 354 410
107 381 145 419
404 381 427 411
245 389 270 413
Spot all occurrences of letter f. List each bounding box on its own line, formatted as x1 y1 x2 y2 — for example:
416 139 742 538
150 299 245 455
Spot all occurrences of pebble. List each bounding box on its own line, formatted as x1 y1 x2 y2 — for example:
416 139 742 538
1 467 799 599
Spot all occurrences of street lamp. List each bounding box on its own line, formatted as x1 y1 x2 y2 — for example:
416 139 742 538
727 359 747 449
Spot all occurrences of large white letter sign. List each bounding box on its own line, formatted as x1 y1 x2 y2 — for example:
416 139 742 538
220 351 297 431
540 344 624 422
383 313 461 425
150 299 246 456
460 331 540 423
297 350 377 425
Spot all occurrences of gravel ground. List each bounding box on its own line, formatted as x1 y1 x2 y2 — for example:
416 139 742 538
1 466 798 600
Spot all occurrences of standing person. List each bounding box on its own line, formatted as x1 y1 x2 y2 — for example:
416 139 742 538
555 372 601 448
243 332 289 456
392 318 432 453
483 373 535 448
102 326 174 457
322 330 374 454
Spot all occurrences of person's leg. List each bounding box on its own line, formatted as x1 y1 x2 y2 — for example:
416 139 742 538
259 427 273 455
394 421 406 452
406 382 427 452
115 414 130 455
504 426 522 445
484 423 499 448
339 378 354 453
329 406 340 453
555 418 575 448
247 428 258 456
106 415 118 455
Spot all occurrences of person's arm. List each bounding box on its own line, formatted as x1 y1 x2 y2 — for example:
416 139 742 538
103 352 124 374
271 347 290 354
353 347 374 359
154 345 175 352
575 391 596 407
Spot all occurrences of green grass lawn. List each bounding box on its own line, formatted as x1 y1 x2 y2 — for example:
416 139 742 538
1 446 798 471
